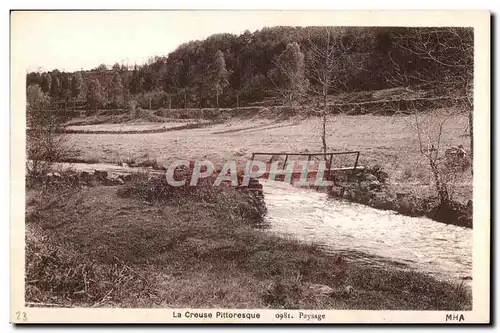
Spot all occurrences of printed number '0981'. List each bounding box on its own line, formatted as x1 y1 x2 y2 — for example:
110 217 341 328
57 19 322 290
275 312 293 320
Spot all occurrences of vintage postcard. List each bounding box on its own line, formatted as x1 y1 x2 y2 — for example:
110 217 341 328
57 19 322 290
10 10 490 323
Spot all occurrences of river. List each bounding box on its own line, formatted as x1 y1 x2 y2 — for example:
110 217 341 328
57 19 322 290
261 180 472 284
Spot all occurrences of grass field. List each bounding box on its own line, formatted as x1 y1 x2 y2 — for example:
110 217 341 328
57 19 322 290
66 110 472 203
25 182 471 309
64 121 190 133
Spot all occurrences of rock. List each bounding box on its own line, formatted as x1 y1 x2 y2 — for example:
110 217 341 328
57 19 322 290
466 200 473 211
307 283 335 297
134 156 153 167
94 170 108 180
377 171 389 183
330 186 345 197
365 173 378 182
348 189 357 201
69 174 80 185
82 171 96 183
307 283 358 299
104 176 116 186
53 172 61 178
397 198 413 215
122 174 132 182
342 285 357 298
368 180 382 191
359 193 371 204
396 192 408 199
370 193 395 210
360 181 376 192
105 174 126 185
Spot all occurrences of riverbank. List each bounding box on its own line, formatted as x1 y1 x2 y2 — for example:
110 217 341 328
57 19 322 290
38 158 473 228
328 166 473 228
26 173 471 309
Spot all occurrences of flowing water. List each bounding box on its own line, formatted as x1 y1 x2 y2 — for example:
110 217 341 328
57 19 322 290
261 180 472 284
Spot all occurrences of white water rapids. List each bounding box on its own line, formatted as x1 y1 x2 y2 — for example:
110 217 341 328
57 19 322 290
261 181 472 284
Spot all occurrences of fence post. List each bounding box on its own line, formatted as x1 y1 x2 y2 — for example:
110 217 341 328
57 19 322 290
354 152 360 170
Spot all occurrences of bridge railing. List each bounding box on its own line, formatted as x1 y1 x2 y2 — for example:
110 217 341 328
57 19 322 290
250 151 361 175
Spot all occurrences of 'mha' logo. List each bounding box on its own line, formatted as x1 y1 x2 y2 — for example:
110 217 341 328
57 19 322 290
446 313 465 322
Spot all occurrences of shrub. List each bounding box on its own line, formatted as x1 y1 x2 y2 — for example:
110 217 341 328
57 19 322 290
116 167 266 224
366 164 389 183
26 84 74 185
116 169 224 204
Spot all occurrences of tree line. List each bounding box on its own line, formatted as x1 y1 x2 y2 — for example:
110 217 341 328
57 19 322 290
26 26 473 111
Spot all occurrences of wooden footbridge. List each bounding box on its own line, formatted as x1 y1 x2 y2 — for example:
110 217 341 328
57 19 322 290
244 151 363 192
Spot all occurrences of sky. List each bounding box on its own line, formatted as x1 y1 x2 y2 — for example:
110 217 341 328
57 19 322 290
11 10 484 73
11 11 285 73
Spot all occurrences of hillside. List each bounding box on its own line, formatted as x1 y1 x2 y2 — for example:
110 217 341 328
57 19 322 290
26 26 472 111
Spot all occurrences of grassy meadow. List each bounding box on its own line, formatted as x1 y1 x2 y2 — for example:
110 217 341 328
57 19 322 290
65 110 472 203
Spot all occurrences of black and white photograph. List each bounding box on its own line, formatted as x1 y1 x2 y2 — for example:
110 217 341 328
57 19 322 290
9 10 490 323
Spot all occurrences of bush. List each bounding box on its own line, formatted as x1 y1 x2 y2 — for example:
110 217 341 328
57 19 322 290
366 164 389 184
116 167 266 224
117 172 222 204
26 84 74 185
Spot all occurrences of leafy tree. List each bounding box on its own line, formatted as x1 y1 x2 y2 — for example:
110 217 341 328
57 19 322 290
49 75 61 102
86 79 104 113
213 50 230 108
60 74 71 110
70 72 83 110
40 73 52 94
270 42 308 107
109 71 124 108
129 68 144 95
26 72 42 88
26 84 50 123
95 64 108 71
